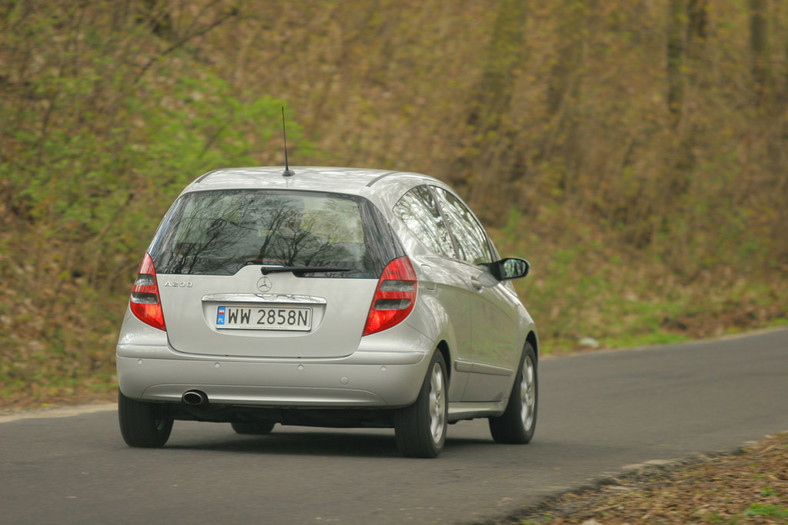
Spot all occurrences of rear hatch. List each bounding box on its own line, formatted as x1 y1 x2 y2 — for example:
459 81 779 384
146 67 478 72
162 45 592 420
159 268 376 358
149 189 402 359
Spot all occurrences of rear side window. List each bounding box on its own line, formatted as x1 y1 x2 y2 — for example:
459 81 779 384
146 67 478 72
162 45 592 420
393 185 455 257
149 190 402 277
432 187 493 265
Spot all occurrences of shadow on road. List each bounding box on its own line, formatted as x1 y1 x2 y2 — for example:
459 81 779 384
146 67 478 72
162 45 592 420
160 428 496 458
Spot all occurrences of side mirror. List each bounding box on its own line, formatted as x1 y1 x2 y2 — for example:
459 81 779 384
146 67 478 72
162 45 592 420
487 257 530 281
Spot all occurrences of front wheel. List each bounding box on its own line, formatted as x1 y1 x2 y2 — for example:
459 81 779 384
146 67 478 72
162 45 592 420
394 352 448 458
118 391 173 447
489 342 537 444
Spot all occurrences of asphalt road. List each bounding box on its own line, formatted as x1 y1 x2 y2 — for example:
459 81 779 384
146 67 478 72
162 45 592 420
2 329 787 524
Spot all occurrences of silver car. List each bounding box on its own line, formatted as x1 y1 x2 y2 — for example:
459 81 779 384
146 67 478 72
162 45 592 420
117 166 538 457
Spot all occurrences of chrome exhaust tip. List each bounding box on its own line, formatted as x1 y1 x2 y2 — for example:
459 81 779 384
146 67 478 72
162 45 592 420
182 390 208 407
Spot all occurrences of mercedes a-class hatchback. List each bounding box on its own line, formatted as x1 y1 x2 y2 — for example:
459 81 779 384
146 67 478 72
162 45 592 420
117 166 538 457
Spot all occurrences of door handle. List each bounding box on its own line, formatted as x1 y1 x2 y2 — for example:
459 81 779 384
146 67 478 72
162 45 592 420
470 277 483 291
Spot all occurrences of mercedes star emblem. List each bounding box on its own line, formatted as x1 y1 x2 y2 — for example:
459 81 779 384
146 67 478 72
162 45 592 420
256 275 273 292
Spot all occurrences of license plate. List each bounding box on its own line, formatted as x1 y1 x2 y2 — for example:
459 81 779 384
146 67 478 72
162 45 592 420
216 306 312 331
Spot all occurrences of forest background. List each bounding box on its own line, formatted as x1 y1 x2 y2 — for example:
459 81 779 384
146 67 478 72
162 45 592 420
0 0 786 406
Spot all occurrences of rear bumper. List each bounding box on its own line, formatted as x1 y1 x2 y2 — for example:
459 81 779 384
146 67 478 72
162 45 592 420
117 345 428 408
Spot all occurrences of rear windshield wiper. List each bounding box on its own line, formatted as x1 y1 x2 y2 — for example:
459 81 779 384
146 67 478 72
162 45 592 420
259 266 353 275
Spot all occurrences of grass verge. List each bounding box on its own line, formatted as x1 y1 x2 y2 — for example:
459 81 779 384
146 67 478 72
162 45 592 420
498 432 788 525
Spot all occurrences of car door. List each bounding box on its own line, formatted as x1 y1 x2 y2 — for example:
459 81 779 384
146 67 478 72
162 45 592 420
431 187 522 403
392 185 472 402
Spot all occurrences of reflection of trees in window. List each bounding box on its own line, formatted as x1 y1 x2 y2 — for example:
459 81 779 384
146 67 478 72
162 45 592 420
246 196 334 266
157 194 254 275
154 191 370 275
304 198 364 244
394 186 453 256
434 188 491 265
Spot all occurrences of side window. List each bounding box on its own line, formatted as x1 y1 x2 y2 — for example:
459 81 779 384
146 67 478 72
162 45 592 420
393 186 455 257
433 187 492 265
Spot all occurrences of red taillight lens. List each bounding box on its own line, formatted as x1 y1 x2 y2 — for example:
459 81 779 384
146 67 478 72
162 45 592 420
363 256 417 336
129 252 166 331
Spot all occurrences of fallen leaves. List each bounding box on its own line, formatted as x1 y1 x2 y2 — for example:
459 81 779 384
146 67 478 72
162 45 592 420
510 433 788 524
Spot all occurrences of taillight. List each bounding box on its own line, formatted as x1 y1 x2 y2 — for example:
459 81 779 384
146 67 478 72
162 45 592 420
129 252 166 331
363 256 417 336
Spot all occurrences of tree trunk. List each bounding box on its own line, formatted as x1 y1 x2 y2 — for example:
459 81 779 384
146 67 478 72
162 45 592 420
469 0 529 130
459 0 528 217
667 0 685 125
749 0 770 108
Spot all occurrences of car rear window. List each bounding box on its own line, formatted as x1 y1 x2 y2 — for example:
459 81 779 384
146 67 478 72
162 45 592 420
148 190 402 277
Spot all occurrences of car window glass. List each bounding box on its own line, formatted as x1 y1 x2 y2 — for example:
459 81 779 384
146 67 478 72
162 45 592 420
433 187 492 265
150 190 397 277
393 186 454 257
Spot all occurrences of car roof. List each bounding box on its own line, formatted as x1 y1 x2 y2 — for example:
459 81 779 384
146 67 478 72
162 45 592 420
183 166 447 203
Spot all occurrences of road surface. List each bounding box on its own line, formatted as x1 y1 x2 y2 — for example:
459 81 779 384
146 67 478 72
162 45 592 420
2 328 786 524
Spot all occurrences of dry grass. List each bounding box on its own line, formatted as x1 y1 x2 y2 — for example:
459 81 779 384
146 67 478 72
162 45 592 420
505 433 788 525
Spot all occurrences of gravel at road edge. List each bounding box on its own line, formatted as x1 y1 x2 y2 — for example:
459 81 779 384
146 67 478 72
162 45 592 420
486 432 788 525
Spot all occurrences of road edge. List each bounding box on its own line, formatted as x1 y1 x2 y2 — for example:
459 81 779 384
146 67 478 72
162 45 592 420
469 430 788 525
0 403 116 423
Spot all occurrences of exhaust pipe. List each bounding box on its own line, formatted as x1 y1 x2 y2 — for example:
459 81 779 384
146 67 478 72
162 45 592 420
182 390 208 407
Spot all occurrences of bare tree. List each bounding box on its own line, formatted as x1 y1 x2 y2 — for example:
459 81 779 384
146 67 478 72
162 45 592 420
749 0 770 108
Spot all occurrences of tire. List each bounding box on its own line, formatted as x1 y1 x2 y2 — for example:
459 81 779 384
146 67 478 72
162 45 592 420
231 421 276 435
394 352 448 458
118 391 173 448
489 342 537 444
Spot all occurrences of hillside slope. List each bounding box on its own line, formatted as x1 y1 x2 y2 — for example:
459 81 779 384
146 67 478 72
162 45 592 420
1 1 786 405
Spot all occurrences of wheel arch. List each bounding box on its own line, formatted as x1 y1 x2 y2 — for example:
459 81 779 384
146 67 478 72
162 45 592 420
526 331 539 363
435 339 451 383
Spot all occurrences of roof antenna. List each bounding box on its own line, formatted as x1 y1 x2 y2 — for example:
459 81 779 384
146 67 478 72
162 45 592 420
281 106 295 177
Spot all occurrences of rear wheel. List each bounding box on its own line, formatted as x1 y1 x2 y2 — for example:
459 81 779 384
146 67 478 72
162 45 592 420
489 342 537 444
118 391 173 447
395 352 448 458
231 421 276 435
